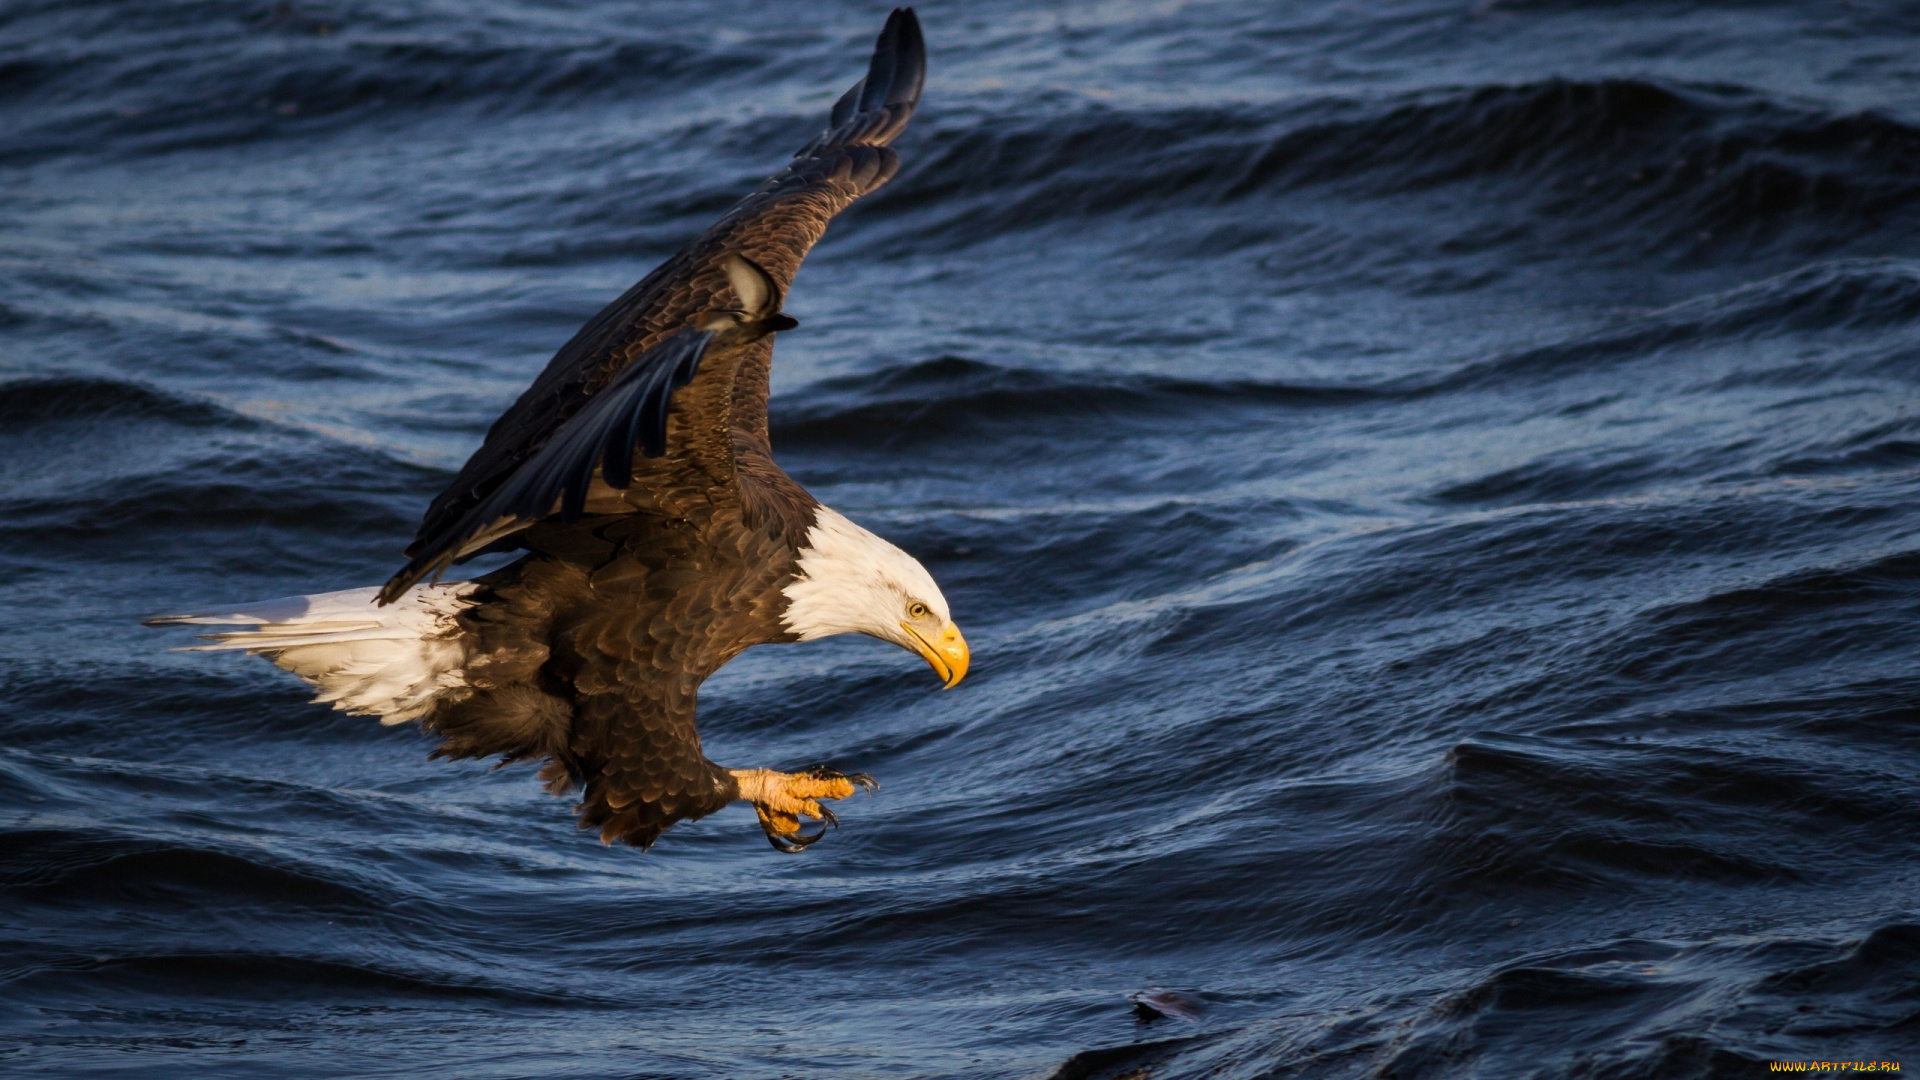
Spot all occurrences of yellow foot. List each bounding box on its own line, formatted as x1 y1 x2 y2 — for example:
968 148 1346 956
728 765 878 853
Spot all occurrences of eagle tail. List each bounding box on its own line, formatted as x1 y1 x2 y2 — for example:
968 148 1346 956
144 584 479 723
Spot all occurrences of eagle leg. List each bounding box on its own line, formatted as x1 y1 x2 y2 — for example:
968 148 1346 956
729 766 878 854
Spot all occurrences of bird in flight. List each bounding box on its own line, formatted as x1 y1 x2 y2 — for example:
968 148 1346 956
147 9 967 854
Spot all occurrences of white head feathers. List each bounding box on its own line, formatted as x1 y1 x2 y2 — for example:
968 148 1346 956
781 507 950 645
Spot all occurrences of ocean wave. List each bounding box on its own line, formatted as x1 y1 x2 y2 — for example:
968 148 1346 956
0 1 769 159
1757 922 1920 1003
1443 736 1823 887
1649 548 1920 630
1771 415 1920 475
1054 922 1917 1079
0 375 437 549
0 453 422 544
770 261 1920 459
867 79 1920 257
1430 451 1675 507
1605 549 1920 687
1436 259 1920 390
0 376 247 430
1640 258 1920 336
770 356 1383 447
1350 956 1765 1080
9 949 583 1005
23 18 1916 271
1 829 376 909
1042 1034 1214 1080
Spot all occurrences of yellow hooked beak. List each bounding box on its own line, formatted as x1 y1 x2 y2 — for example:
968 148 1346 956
903 620 970 689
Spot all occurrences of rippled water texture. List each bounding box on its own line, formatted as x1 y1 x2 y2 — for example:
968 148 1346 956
6 2 1920 1076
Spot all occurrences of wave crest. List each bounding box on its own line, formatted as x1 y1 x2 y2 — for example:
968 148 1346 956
0 376 245 429
771 356 1380 447
871 79 1920 256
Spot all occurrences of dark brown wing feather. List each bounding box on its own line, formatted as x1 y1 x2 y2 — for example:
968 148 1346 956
383 8 925 603
380 327 720 602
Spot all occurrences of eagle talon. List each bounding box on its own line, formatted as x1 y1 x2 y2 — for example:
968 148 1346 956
767 828 823 854
849 772 878 794
733 766 868 854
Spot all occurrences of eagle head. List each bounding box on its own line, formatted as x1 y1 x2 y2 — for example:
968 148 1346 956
781 507 969 688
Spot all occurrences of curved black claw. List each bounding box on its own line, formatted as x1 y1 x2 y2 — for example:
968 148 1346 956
766 823 828 854
848 772 879 795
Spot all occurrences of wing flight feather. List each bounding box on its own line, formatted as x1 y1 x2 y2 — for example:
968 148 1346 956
381 329 715 602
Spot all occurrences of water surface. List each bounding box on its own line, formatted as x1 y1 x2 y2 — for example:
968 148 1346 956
5 1 1920 1076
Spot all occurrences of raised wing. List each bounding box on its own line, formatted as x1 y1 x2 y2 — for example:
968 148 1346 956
386 9 925 602
380 328 715 601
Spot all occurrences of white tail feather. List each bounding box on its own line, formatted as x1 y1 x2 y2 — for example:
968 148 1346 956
147 584 480 723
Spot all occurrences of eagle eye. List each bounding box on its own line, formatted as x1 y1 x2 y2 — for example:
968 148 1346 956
906 601 930 620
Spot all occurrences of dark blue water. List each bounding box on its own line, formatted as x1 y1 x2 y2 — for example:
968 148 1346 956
7 2 1920 1076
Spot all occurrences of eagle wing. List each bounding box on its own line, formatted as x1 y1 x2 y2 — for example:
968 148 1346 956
380 326 718 604
382 8 925 603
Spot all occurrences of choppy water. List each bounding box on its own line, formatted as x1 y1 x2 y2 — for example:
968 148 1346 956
6 2 1920 1076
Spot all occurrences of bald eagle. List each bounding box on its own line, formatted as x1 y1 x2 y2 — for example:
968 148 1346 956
146 9 967 854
